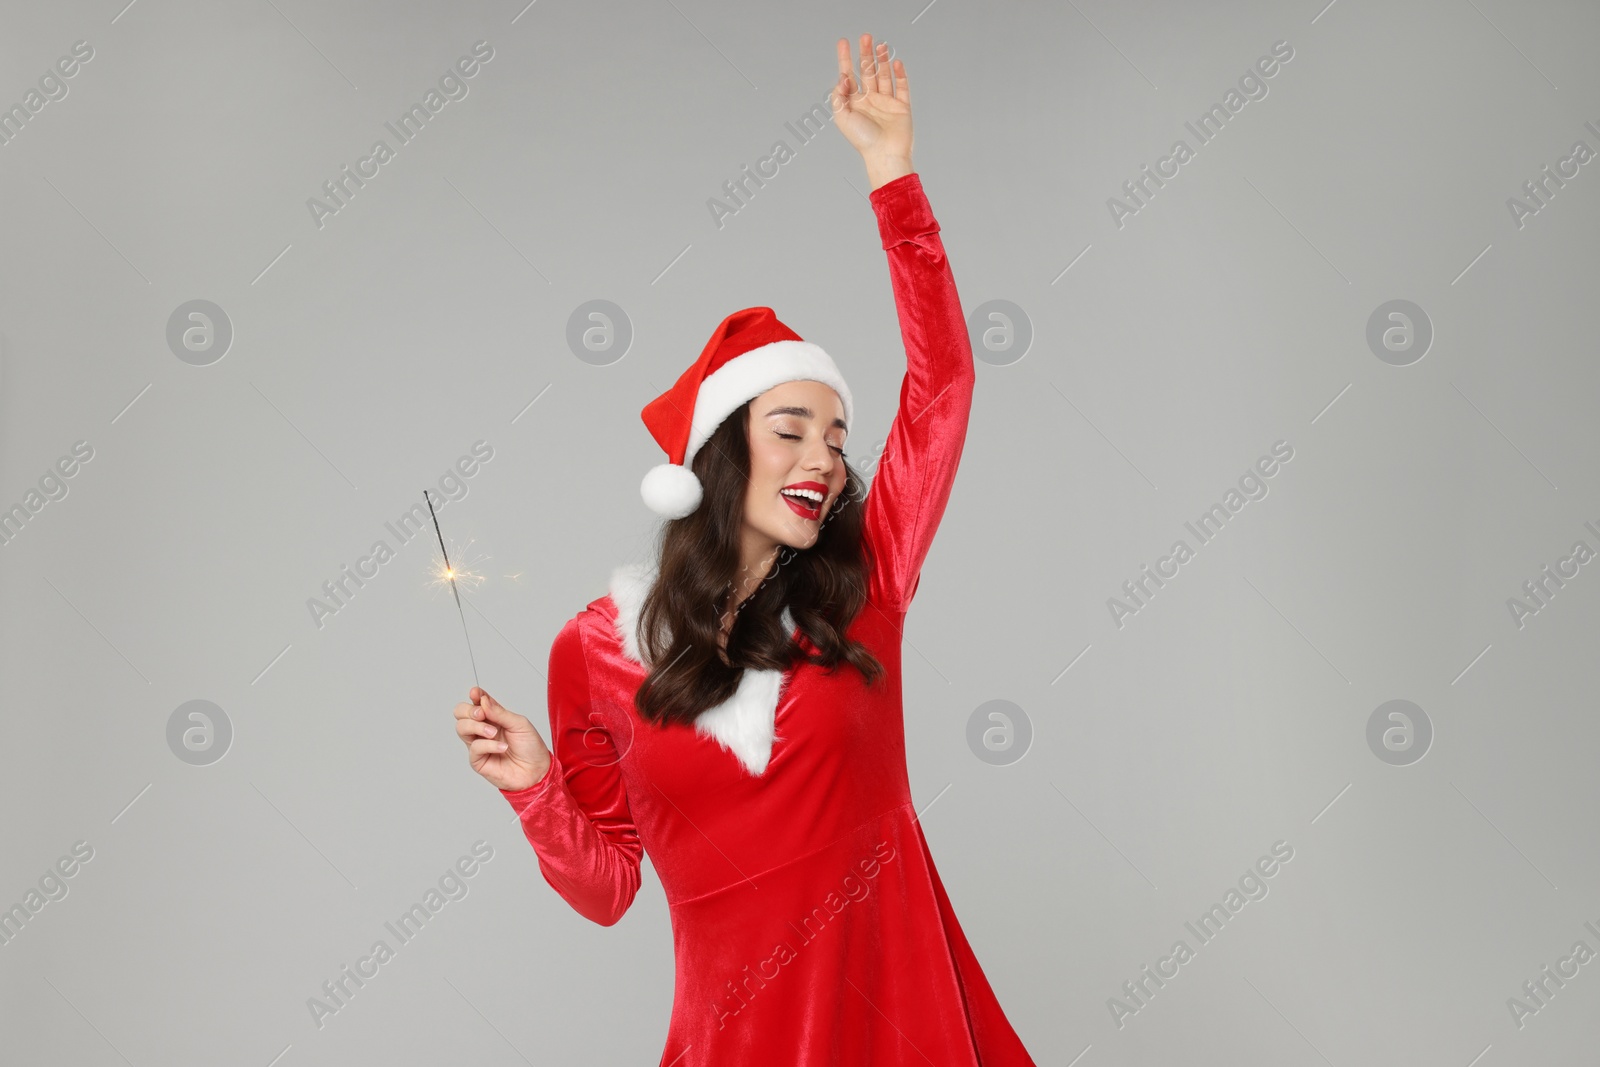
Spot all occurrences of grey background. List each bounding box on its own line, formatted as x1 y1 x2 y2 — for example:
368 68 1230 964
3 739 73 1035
3 0 1598 1063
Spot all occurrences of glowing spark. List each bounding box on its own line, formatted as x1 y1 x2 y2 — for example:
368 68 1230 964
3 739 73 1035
428 537 488 591
424 491 482 688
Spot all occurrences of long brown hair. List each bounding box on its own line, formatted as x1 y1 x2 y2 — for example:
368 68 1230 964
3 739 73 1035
634 399 884 728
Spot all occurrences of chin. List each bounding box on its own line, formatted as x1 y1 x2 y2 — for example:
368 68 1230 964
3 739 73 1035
785 530 821 551
765 514 822 551
767 521 817 550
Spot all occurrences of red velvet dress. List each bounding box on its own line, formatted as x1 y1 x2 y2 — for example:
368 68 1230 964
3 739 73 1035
501 172 1038 1066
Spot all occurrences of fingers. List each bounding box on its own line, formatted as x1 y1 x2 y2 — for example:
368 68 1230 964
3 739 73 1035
455 698 498 745
473 688 519 729
844 34 899 101
858 35 892 97
455 714 498 745
832 39 856 113
468 737 509 760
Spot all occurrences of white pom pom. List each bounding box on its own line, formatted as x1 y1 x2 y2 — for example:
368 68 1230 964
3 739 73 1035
640 463 703 518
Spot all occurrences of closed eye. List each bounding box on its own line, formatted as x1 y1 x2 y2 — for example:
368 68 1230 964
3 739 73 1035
775 431 845 457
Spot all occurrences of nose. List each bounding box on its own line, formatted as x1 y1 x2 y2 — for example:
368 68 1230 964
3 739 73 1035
801 438 837 476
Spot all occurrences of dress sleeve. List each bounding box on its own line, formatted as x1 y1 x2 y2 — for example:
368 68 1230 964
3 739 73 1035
860 172 976 614
499 616 643 927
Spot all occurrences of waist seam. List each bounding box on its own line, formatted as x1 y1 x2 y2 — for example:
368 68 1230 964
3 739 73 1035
665 799 914 909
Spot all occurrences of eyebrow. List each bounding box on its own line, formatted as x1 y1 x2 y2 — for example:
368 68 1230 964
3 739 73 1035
762 405 848 431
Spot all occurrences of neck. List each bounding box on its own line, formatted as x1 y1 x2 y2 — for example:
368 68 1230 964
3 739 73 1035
729 531 783 617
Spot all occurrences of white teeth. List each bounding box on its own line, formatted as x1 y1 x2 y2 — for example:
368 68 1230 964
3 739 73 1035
781 488 823 505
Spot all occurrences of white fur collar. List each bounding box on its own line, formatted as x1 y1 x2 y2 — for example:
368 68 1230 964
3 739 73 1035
606 560 794 776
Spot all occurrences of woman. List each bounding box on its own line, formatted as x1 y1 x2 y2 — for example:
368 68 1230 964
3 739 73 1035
453 34 1038 1066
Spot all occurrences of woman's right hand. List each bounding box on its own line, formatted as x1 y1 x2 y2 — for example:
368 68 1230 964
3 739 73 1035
454 687 552 792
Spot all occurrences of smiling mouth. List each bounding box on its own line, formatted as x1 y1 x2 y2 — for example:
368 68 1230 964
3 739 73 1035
780 489 825 520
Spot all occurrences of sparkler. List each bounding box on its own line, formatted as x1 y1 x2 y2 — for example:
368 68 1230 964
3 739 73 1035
424 490 482 688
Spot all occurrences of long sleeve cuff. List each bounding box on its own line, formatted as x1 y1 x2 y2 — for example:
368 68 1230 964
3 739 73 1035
499 748 641 927
870 172 940 249
500 750 562 810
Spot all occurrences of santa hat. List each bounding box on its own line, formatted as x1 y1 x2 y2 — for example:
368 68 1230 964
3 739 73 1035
639 307 854 518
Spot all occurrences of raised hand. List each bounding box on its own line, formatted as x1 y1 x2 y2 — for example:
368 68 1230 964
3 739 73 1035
831 33 914 189
454 686 551 792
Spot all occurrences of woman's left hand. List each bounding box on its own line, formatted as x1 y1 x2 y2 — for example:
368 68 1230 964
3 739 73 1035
831 34 913 181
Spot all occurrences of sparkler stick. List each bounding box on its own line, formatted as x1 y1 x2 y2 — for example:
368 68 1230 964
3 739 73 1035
424 490 481 688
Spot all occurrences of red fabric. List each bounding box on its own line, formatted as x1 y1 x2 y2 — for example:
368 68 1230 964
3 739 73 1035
502 172 1037 1066
641 306 804 465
